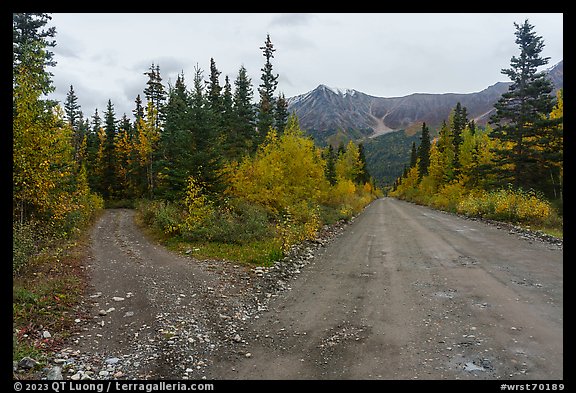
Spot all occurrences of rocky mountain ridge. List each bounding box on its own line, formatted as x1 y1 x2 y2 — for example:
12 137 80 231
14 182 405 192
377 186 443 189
287 60 563 145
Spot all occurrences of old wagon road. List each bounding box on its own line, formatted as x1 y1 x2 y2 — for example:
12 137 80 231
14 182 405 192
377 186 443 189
66 198 562 380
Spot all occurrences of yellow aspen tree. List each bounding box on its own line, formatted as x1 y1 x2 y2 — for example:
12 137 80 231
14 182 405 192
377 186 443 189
13 66 75 223
134 102 160 197
113 129 134 198
335 140 361 182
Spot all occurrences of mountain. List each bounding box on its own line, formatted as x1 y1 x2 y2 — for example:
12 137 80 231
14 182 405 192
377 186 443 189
287 60 563 145
287 60 563 186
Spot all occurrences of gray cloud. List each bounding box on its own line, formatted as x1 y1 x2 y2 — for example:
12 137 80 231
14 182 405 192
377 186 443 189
269 13 317 27
46 13 563 123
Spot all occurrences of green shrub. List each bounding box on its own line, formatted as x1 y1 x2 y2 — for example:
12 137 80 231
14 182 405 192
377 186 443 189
153 201 183 235
181 199 273 244
13 222 38 275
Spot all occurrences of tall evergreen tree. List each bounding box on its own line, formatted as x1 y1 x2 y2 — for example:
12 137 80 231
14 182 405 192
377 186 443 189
64 85 81 129
324 144 337 186
275 93 289 133
233 65 257 154
489 19 557 193
450 102 468 174
257 34 279 143
85 108 102 189
222 75 234 124
205 58 223 118
90 108 102 133
417 122 431 179
143 63 167 128
189 65 222 193
133 94 145 125
63 85 85 164
156 72 194 200
101 99 117 198
13 13 57 97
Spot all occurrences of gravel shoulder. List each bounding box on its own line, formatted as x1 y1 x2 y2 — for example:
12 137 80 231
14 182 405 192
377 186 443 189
41 199 562 380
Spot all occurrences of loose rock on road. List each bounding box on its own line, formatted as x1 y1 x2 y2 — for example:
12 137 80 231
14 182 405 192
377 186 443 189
48 198 562 380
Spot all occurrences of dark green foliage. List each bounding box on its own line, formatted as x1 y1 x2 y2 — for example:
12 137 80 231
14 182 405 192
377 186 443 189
187 65 223 195
231 65 257 157
64 85 81 129
13 13 56 97
363 130 421 186
489 19 558 195
417 122 431 179
206 58 223 119
323 144 337 186
101 99 117 199
257 34 279 144
275 93 289 133
155 73 195 200
64 85 88 164
143 63 167 127
409 141 418 168
133 94 144 124
450 102 468 174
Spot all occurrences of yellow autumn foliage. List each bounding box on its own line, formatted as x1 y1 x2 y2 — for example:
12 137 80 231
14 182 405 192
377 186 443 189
457 188 552 224
224 115 378 250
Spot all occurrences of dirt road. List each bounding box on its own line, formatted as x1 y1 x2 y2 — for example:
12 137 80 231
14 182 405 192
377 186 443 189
57 198 562 380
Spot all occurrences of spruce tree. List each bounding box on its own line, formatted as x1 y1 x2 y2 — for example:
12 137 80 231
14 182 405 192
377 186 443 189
489 19 557 193
417 122 431 179
143 63 167 128
189 65 222 193
233 65 256 154
133 94 144 125
13 13 57 97
91 108 101 134
222 75 234 126
102 99 117 199
450 102 468 174
324 144 337 186
257 34 279 144
275 93 289 133
156 72 194 200
206 58 223 119
64 85 85 163
64 85 82 129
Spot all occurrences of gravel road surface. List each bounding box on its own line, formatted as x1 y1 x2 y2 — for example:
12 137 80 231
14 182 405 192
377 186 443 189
46 198 562 380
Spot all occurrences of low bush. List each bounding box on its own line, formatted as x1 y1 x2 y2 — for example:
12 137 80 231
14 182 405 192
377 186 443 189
13 222 38 276
182 198 274 244
457 187 553 224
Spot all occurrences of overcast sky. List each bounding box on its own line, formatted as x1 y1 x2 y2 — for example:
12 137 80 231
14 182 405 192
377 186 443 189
46 13 563 121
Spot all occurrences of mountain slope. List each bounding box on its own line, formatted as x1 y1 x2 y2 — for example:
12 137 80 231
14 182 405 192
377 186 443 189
287 60 563 145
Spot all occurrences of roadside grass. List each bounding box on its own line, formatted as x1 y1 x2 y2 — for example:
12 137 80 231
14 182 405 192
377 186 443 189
167 238 284 267
12 219 96 375
135 211 283 267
